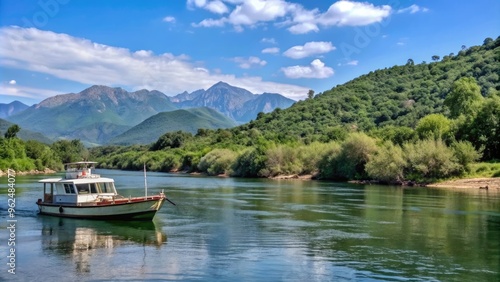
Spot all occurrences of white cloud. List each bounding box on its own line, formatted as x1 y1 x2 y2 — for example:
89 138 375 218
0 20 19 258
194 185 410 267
163 16 176 23
231 56 267 69
0 82 62 100
281 59 334 79
228 0 288 26
0 26 309 100
397 4 429 14
346 60 358 66
9 80 16 85
318 1 391 26
206 0 229 14
192 17 227 27
187 0 229 14
261 37 277 44
191 0 392 33
283 41 336 59
262 47 280 54
288 22 319 34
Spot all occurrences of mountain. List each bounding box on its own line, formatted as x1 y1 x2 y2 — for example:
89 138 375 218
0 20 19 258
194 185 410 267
109 107 236 145
7 85 177 144
170 81 295 123
0 101 29 118
235 93 295 122
169 89 205 103
0 118 52 143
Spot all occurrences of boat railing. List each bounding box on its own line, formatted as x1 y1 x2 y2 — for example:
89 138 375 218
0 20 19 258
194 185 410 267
65 169 100 179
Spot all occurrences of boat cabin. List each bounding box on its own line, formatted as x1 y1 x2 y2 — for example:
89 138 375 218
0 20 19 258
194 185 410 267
39 162 118 205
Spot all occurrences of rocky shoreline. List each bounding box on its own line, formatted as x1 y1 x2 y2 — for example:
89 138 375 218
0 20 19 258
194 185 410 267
0 168 56 177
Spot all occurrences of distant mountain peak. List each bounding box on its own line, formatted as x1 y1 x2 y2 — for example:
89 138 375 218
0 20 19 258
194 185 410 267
0 101 29 118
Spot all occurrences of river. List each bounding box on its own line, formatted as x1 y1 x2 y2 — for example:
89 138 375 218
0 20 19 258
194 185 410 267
1 169 499 281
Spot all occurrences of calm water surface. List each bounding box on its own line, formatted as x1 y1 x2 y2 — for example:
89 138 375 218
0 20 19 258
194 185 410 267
1 170 499 281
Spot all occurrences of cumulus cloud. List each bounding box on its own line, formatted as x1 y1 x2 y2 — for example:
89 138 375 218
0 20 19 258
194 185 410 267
231 56 267 69
318 1 391 26
9 80 16 85
191 0 392 34
188 0 229 14
281 59 334 79
262 47 280 54
397 4 429 14
0 26 309 100
283 41 336 59
163 16 176 23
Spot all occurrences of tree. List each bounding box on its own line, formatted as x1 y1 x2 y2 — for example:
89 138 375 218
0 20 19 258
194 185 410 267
467 96 500 160
432 55 440 61
151 131 192 150
406 58 414 66
444 77 483 118
4 124 20 139
51 139 87 163
416 114 452 140
307 89 315 99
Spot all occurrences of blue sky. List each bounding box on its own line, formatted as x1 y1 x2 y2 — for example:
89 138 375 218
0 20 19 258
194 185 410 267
0 0 499 105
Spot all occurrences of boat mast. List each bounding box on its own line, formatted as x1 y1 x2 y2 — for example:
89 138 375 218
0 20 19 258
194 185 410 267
144 163 148 199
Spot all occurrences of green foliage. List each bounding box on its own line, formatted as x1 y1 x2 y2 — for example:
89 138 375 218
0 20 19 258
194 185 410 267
319 133 377 180
25 140 62 170
261 145 303 177
231 147 267 177
198 149 238 176
415 114 452 140
4 124 20 139
151 131 193 150
366 141 406 183
369 125 416 146
403 139 460 182
451 141 482 173
463 95 500 160
51 139 88 163
444 77 483 118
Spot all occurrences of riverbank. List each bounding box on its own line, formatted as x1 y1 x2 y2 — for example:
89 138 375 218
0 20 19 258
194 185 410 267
0 168 56 177
427 177 500 190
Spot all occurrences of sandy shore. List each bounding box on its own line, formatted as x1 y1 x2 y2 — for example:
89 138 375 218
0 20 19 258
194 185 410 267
427 177 500 190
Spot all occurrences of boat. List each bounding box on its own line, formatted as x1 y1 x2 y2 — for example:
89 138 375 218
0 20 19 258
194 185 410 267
36 162 171 221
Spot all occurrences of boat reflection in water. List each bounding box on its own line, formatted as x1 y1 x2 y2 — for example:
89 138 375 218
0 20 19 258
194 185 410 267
39 215 167 273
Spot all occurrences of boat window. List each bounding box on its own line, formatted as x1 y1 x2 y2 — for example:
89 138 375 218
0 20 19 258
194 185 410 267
75 183 89 194
89 183 98 194
64 183 75 194
101 182 115 193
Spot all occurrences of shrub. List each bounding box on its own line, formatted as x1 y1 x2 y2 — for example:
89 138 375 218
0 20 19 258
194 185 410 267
198 149 237 176
451 141 482 173
403 139 460 182
261 145 302 177
231 147 267 177
366 141 406 183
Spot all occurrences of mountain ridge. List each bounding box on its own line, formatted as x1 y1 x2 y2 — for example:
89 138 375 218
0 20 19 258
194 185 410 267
109 107 236 145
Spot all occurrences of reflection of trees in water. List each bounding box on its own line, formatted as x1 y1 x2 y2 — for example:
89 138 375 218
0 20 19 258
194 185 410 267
40 217 167 274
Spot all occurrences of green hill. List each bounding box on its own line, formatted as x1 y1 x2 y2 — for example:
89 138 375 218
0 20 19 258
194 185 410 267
243 37 499 141
0 118 52 144
109 107 237 145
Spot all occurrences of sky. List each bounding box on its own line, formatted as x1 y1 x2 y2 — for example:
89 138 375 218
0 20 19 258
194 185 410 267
0 0 499 105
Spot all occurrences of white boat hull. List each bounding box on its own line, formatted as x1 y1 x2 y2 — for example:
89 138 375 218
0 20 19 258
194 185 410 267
37 197 165 220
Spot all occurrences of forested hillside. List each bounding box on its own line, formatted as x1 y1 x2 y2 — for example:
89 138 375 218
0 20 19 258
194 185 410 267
245 37 499 141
